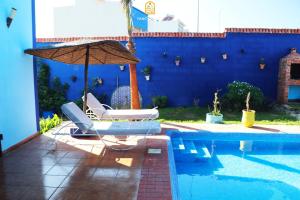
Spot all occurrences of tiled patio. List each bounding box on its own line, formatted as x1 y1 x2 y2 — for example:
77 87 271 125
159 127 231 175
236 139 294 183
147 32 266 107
1 122 299 200
0 125 172 200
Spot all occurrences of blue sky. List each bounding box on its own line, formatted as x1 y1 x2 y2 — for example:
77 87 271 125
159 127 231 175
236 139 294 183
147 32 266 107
134 0 300 32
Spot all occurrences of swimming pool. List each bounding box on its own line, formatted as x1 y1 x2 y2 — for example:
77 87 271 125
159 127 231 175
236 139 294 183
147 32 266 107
167 131 300 200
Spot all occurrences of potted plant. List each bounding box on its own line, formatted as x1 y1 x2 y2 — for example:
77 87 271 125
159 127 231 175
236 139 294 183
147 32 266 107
259 58 266 70
242 92 255 127
71 75 77 82
92 77 103 87
142 66 151 81
206 90 223 124
119 65 125 71
200 57 206 64
162 51 168 58
175 56 181 66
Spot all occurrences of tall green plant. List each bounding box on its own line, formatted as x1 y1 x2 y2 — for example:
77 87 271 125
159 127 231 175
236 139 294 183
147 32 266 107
37 63 69 114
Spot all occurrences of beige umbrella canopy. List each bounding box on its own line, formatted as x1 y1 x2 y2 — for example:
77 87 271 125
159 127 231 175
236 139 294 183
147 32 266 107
25 40 140 112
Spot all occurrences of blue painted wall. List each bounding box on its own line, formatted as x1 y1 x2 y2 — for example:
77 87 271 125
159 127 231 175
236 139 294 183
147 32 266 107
37 33 300 108
0 0 37 150
132 7 148 32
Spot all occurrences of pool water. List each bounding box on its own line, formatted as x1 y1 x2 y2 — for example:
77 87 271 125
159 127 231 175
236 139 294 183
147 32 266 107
169 132 300 200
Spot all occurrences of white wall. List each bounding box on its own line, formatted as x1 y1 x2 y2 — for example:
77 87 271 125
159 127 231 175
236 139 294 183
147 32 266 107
54 0 128 37
148 20 184 32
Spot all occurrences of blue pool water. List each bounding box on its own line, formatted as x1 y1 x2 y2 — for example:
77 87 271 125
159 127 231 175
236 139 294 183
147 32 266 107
168 131 300 200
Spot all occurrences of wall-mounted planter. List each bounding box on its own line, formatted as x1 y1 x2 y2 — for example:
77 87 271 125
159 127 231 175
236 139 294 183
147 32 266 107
119 65 125 71
222 53 228 60
162 51 168 58
142 66 152 81
93 77 103 87
200 57 206 64
71 75 77 82
259 58 266 70
175 56 181 66
97 78 103 85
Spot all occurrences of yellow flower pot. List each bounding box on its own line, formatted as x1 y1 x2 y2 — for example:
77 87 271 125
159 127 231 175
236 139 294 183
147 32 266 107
242 110 255 127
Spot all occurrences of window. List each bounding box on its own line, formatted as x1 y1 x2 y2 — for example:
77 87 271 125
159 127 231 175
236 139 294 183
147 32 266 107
290 64 300 79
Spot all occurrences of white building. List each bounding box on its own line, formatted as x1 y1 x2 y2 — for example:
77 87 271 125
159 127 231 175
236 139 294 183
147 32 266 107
148 14 186 32
53 0 128 37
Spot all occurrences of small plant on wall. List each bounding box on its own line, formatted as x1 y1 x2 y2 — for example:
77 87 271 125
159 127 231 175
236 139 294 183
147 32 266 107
119 65 125 71
92 77 103 87
162 51 168 58
175 56 181 66
71 75 77 82
142 65 152 81
200 57 206 64
222 53 228 60
259 58 266 70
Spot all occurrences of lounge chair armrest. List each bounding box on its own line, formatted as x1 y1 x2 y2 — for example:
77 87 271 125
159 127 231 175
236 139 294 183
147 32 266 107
101 104 114 110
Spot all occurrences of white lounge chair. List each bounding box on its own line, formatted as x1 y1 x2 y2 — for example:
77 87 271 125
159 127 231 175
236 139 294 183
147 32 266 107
84 93 159 120
60 102 161 136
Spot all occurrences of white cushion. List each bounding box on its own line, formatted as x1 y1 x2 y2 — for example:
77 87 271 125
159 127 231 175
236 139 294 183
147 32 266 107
61 102 93 131
85 93 106 116
103 109 159 120
91 121 161 135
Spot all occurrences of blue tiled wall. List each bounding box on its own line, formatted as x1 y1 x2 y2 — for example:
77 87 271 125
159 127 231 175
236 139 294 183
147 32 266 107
0 0 37 150
37 33 300 107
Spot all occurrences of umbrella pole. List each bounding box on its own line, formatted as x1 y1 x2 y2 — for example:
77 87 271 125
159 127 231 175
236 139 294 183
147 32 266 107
83 45 90 113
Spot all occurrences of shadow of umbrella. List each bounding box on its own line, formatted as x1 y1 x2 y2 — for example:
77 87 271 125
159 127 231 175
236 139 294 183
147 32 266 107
24 40 139 112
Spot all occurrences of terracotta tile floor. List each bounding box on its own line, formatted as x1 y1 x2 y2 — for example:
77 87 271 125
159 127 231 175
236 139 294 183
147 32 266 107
1 122 298 200
0 127 172 200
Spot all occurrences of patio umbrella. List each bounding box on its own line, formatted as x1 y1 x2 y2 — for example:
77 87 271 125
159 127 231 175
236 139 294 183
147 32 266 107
25 40 139 112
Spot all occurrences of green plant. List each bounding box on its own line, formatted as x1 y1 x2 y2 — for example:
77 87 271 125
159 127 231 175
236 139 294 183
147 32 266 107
38 63 69 114
245 92 251 111
152 96 168 108
71 75 77 82
92 77 103 87
209 90 222 116
142 66 151 76
39 114 62 134
223 81 264 111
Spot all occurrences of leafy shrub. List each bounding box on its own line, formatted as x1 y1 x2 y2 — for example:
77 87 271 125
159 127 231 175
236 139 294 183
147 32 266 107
152 96 168 108
39 114 62 134
38 64 69 114
222 81 264 111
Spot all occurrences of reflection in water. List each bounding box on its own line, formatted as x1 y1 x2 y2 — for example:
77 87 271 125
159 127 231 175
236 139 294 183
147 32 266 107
173 138 300 200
